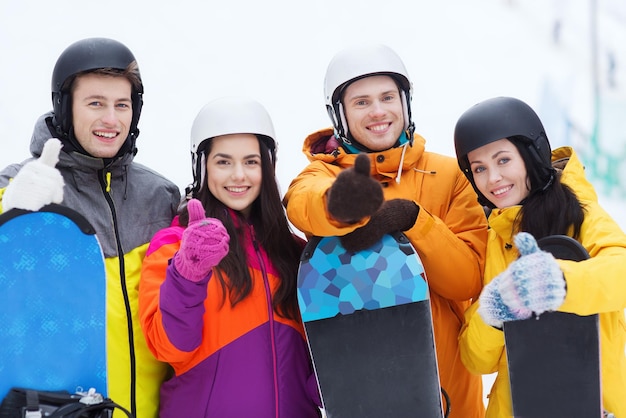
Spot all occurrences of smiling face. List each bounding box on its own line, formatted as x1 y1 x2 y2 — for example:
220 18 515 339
205 134 262 217
342 75 404 151
467 138 530 208
71 73 133 158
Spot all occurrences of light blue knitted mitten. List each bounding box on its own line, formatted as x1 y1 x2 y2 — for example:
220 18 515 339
478 274 532 328
499 232 566 316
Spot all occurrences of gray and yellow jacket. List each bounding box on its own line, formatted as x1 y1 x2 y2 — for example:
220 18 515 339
0 112 181 418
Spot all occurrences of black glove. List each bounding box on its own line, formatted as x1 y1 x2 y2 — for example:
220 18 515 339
340 199 419 252
327 153 384 223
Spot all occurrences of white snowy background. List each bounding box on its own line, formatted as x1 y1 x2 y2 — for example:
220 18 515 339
2 0 625 409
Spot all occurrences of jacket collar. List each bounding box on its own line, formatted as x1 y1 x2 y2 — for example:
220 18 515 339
302 127 427 183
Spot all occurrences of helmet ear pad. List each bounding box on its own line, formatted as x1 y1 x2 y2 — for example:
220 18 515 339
338 102 350 143
326 104 339 134
187 146 208 199
130 92 143 139
399 88 415 142
51 90 72 138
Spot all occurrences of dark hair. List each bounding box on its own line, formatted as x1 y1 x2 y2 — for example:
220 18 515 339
509 137 585 240
66 62 142 94
179 136 303 319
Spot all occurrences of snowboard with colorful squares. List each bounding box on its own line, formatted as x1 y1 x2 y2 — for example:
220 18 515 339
0 204 107 400
297 232 445 417
504 235 602 418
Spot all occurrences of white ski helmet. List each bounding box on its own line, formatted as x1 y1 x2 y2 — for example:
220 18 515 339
187 96 277 197
324 44 414 146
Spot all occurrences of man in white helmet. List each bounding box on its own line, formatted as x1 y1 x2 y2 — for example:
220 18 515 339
0 38 181 417
283 44 488 417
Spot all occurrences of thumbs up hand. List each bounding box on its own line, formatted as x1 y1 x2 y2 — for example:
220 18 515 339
174 199 230 282
478 232 567 328
499 232 567 316
327 153 383 223
2 138 65 212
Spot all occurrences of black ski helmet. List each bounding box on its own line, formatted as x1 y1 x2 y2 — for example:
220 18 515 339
51 38 144 150
454 96 555 208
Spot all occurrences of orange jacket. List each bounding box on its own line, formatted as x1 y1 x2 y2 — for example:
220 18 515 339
283 128 488 417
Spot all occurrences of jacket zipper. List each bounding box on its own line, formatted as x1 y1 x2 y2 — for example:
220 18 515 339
99 168 137 417
250 225 280 418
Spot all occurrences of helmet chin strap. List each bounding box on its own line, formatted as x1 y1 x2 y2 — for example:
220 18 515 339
340 129 412 155
401 90 415 146
340 134 374 153
60 126 135 161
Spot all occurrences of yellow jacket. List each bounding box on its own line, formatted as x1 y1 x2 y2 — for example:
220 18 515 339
459 147 626 417
284 128 488 417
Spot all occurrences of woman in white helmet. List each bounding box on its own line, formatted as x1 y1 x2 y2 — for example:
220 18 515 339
283 44 488 417
139 97 321 418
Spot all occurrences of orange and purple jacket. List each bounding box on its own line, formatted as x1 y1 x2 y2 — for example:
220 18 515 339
139 215 320 418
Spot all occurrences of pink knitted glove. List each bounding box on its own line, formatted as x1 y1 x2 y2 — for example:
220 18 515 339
173 199 230 282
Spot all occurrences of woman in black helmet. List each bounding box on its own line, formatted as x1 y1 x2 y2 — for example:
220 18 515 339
454 96 626 417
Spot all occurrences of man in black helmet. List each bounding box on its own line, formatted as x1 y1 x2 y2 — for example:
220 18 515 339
0 38 181 418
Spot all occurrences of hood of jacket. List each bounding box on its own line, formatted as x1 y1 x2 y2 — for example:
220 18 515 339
552 146 597 203
302 127 427 184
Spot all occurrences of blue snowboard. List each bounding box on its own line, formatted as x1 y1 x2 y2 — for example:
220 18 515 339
0 205 107 400
298 232 444 418
504 235 601 418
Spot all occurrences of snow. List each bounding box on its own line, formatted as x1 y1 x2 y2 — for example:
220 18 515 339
2 0 625 410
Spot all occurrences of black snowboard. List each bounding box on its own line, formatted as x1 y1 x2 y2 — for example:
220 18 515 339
503 235 601 418
297 233 445 418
